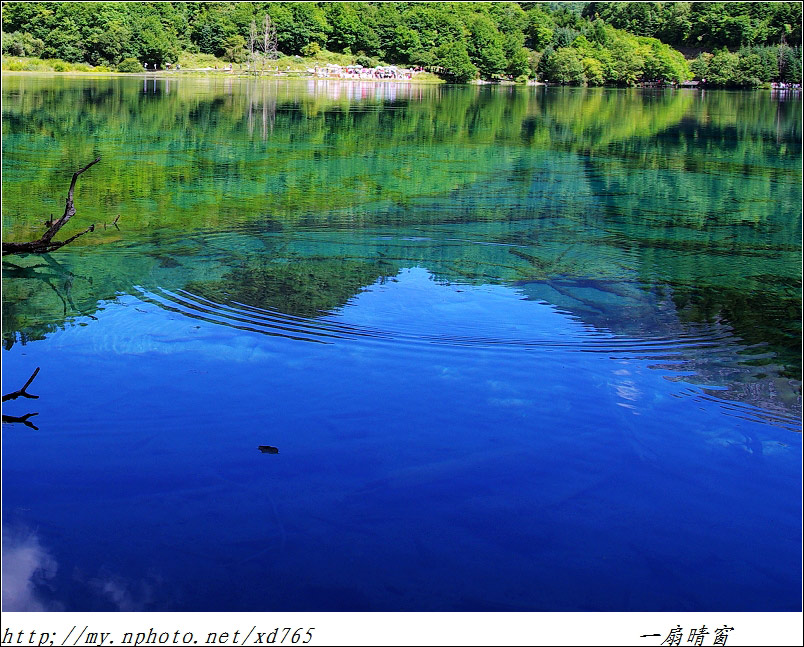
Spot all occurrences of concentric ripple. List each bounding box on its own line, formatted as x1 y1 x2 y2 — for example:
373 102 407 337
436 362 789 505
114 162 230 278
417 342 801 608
136 284 734 355
129 279 801 433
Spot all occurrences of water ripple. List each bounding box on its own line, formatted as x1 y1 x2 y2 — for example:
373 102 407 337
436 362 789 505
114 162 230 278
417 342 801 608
136 285 738 357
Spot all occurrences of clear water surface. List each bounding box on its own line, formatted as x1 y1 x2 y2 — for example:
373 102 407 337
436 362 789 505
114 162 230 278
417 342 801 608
1 75 801 611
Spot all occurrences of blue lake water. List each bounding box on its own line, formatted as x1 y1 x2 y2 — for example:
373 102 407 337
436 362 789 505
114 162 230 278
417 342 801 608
1 76 801 611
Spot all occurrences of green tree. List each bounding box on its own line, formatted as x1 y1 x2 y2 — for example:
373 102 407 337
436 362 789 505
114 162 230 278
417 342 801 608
275 2 330 55
371 2 401 60
2 2 57 42
587 18 610 46
133 13 178 66
736 49 764 86
85 12 133 66
656 3 692 46
552 26 579 49
705 48 741 86
190 6 236 56
584 2 662 37
582 56 605 85
222 34 246 63
777 44 802 82
545 47 585 84
690 52 712 80
601 30 649 85
467 15 508 78
507 47 532 78
638 38 689 82
433 41 477 83
526 8 555 50
402 5 465 51
389 25 422 65
1 31 45 57
537 45 554 79
490 2 528 37
41 15 84 62
325 3 368 54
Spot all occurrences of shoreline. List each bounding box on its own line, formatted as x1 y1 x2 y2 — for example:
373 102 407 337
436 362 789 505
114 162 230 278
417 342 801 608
0 69 447 83
3 70 798 91
0 70 539 87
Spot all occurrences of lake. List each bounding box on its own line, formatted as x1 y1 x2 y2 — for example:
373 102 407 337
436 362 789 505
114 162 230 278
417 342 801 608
1 75 801 612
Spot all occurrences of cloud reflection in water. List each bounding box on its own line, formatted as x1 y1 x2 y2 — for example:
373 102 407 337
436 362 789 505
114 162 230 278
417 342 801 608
2 525 57 611
2 524 157 611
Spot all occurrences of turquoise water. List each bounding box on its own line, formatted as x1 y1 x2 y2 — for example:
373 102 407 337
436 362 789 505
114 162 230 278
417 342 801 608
2 76 801 611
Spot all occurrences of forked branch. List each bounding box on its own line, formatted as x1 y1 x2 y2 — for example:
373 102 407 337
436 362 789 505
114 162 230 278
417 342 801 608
2 367 40 402
2 157 101 256
2 412 40 430
2 367 41 430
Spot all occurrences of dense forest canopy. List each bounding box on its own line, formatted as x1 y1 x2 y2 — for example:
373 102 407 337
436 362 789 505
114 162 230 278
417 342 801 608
1 2 802 84
583 1 802 49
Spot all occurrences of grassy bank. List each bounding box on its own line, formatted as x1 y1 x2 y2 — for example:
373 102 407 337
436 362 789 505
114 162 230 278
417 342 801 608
3 51 443 83
2 56 111 73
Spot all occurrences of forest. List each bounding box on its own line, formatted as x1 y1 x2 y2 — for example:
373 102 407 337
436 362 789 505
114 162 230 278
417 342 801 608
2 1 802 86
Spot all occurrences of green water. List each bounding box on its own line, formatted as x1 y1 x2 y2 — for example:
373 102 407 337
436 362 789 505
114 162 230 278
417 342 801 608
2 75 802 413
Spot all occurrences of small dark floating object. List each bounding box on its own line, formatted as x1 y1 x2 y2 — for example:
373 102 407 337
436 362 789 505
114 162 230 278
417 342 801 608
258 445 279 454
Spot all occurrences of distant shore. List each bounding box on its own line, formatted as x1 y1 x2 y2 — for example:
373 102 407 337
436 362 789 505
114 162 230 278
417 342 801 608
4 71 793 91
1 69 448 83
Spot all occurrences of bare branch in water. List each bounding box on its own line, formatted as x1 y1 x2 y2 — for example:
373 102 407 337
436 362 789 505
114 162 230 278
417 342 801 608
2 367 40 402
3 157 101 256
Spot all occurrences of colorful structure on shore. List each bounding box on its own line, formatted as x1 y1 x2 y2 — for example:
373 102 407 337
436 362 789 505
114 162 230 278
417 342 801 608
310 64 419 80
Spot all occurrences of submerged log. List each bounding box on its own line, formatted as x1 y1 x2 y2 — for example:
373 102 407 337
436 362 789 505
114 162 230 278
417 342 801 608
2 157 101 256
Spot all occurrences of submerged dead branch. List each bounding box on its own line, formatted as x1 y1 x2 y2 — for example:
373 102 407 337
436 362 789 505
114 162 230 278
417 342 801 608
2 367 41 430
2 412 40 430
2 157 101 256
2 367 40 402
